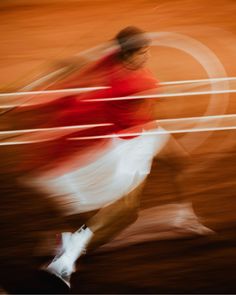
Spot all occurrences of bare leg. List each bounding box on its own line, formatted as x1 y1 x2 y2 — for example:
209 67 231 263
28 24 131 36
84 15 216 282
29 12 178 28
156 134 214 234
87 179 145 250
156 133 192 196
44 180 145 286
45 133 211 285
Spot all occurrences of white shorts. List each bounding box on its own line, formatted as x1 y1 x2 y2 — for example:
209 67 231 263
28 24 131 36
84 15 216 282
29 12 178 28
26 128 170 215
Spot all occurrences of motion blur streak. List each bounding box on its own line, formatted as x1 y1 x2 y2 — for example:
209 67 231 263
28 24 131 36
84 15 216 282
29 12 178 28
0 0 236 294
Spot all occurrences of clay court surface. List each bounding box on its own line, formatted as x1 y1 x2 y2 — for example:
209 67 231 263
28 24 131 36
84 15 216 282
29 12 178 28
0 0 236 293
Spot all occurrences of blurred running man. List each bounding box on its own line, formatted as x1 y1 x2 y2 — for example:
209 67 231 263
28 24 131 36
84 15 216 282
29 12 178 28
24 27 212 287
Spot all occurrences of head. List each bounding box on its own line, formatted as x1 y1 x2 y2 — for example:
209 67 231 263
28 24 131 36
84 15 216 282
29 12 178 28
115 26 151 69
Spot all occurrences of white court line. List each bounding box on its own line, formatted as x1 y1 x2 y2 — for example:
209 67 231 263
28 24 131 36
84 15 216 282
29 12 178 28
83 89 236 102
1 88 236 109
1 125 236 146
0 114 236 145
0 113 235 136
0 86 109 98
0 123 112 135
160 76 236 85
157 113 236 123
0 139 54 146
69 125 236 141
1 76 236 98
0 68 75 115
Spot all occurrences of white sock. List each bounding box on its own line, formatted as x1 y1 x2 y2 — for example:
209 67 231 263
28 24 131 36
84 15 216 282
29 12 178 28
61 226 93 266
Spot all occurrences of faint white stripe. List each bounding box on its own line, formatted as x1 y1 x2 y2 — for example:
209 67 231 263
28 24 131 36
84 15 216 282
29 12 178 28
20 68 67 91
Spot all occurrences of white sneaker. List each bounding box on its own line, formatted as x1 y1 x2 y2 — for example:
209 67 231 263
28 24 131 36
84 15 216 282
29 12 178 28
55 232 73 256
45 226 93 287
46 253 74 287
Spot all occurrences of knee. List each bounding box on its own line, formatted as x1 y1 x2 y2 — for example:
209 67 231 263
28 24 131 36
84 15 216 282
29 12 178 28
122 195 140 223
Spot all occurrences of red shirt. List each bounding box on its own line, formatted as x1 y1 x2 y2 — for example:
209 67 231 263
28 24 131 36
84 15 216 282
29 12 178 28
78 52 159 132
20 52 159 173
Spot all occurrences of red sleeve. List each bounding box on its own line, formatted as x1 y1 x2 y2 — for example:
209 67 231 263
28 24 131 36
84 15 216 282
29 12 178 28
106 67 159 131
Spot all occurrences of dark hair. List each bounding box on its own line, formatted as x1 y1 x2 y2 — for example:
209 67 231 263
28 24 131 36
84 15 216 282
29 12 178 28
115 26 151 60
